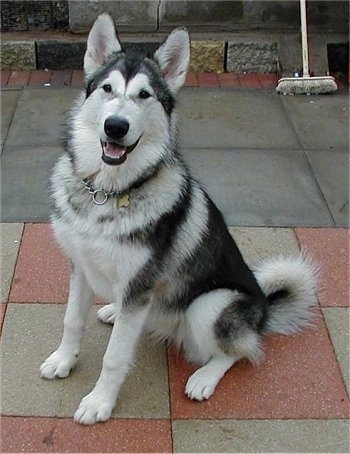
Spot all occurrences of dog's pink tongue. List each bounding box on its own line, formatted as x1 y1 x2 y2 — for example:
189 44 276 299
104 142 126 158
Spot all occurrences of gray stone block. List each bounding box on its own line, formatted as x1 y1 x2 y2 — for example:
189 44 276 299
241 0 299 30
227 41 278 73
0 42 36 70
159 0 243 31
37 40 161 70
240 1 347 34
37 41 86 70
123 42 161 60
68 0 159 33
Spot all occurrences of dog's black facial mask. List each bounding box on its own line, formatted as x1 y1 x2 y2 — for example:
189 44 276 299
85 52 175 116
84 13 190 99
83 14 189 167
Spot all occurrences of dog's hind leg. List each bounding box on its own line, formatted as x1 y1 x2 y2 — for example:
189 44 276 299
40 266 94 379
183 289 264 401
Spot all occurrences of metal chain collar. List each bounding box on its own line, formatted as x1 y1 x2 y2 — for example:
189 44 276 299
81 178 129 206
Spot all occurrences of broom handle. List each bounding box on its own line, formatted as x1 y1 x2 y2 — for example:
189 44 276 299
300 0 310 77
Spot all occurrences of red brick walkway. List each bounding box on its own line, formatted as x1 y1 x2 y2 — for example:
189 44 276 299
0 70 281 89
1 224 349 452
2 70 348 90
1 70 348 452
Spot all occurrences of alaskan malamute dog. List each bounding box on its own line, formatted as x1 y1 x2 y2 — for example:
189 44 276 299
40 13 318 425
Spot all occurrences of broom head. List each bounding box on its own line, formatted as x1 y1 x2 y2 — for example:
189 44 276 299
276 76 338 95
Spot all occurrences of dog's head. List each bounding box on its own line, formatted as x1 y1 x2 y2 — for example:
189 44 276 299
76 13 189 169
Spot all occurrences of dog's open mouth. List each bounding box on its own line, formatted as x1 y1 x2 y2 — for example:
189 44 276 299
101 138 140 166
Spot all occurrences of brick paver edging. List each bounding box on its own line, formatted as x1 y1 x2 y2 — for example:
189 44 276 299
1 70 281 89
2 70 347 90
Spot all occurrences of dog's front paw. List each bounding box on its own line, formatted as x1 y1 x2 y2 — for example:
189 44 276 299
40 348 78 379
74 390 114 425
97 304 116 324
185 369 217 401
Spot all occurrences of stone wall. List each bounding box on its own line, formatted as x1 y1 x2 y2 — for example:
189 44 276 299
68 0 349 34
1 1 348 73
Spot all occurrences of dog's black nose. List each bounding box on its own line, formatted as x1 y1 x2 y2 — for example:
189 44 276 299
104 116 129 140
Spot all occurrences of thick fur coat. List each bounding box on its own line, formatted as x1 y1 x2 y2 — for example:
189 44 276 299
40 13 318 425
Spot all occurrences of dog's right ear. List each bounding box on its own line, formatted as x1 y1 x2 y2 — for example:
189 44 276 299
84 13 122 79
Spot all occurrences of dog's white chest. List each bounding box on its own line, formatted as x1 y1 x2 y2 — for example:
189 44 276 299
54 218 151 300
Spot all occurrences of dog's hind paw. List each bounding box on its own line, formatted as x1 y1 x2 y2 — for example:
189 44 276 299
74 391 114 425
40 348 78 379
185 355 235 401
97 304 117 324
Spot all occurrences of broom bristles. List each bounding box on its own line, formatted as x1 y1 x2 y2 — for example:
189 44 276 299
276 76 338 95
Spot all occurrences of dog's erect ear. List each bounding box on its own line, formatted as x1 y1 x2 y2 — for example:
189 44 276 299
84 13 122 79
154 28 190 94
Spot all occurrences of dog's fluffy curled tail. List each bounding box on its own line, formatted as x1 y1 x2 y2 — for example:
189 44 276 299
253 255 319 335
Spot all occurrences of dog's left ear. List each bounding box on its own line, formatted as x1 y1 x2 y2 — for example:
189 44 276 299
154 28 190 94
84 13 122 79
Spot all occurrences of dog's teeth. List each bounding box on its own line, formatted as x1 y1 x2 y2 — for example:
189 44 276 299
104 142 126 159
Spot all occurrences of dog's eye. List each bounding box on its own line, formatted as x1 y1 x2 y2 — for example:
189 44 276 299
139 90 151 99
102 84 112 93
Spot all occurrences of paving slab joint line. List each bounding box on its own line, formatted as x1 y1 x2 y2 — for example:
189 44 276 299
321 307 350 399
279 102 337 227
0 87 22 146
0 304 8 334
5 224 26 305
302 150 337 227
293 227 330 312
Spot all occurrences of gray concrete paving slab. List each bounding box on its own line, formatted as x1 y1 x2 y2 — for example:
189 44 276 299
306 150 349 227
1 304 169 418
1 87 346 228
228 227 300 266
172 419 350 453
2 145 335 226
1 90 20 148
322 307 349 394
5 88 79 147
183 147 334 226
177 88 300 149
1 145 64 222
0 223 23 302
281 93 349 151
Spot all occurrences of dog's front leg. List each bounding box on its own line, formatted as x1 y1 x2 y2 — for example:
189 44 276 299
74 303 149 425
40 265 94 379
